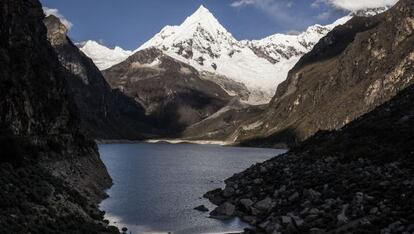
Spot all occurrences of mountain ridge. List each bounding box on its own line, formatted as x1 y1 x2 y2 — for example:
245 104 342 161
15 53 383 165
81 6 356 104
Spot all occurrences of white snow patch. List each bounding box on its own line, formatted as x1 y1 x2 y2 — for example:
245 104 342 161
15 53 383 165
79 40 132 70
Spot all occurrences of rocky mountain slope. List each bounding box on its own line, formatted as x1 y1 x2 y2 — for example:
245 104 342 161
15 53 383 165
80 40 132 70
181 101 267 142
103 48 234 134
236 2 414 147
44 15 160 140
0 0 118 233
206 81 414 233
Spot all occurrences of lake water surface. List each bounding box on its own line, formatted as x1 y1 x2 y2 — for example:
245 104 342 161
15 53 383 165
99 143 286 234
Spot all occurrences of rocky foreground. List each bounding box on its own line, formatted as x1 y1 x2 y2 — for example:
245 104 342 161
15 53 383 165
205 84 414 233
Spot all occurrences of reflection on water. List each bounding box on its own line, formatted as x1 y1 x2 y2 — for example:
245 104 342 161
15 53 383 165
99 143 286 234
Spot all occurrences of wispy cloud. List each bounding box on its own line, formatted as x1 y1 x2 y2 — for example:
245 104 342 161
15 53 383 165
42 7 73 30
230 0 398 35
231 0 256 7
314 0 398 11
230 0 303 28
316 11 331 20
311 0 325 8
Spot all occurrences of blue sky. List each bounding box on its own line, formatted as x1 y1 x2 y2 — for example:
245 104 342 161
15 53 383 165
40 0 396 50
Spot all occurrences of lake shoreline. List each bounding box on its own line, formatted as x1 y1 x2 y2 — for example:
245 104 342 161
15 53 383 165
99 143 285 234
96 138 233 146
96 139 289 151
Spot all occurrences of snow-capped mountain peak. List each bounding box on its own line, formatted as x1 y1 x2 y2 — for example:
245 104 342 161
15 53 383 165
81 6 385 104
134 5 356 104
79 40 132 70
138 5 237 55
179 5 231 39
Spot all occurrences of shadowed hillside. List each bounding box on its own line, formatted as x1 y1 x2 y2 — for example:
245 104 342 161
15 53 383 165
0 0 119 233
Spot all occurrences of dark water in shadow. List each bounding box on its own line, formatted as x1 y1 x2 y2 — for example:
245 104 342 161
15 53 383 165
99 143 286 234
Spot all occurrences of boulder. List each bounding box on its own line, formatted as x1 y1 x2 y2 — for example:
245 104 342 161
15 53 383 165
281 216 292 224
251 207 261 216
288 192 300 202
240 198 254 210
309 208 320 215
222 187 235 198
304 189 321 201
291 215 304 227
355 192 364 204
369 207 379 215
337 204 349 224
273 185 287 198
255 197 274 211
259 166 268 173
210 202 235 218
194 205 209 212
254 178 263 184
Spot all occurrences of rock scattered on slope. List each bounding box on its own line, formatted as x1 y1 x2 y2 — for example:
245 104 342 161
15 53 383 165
206 80 414 233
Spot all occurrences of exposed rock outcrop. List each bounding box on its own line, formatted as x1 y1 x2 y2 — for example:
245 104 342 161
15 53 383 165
0 0 118 233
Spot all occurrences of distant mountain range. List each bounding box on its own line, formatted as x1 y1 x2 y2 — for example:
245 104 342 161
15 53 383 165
80 6 360 104
77 5 392 142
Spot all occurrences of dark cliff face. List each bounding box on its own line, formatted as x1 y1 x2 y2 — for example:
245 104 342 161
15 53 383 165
44 15 159 140
103 48 233 135
238 0 414 147
0 1 86 163
0 0 117 233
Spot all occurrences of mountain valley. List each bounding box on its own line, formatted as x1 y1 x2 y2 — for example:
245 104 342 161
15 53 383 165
1 0 413 233
79 5 397 145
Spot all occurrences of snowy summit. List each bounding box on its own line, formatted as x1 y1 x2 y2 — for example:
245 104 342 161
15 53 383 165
79 40 132 70
80 5 386 104
134 5 352 103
